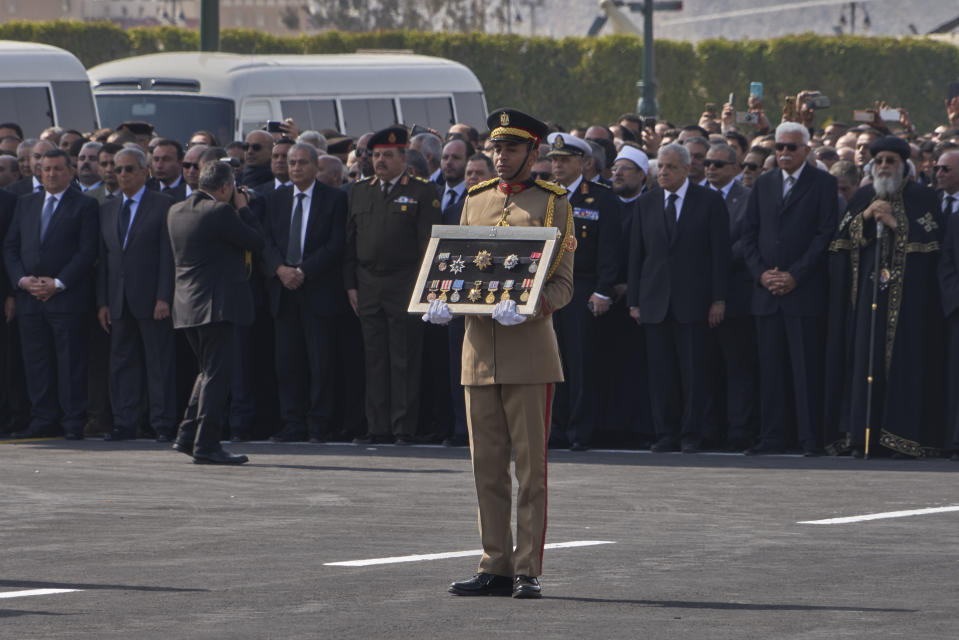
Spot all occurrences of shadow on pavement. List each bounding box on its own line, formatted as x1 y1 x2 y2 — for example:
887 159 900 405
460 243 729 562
547 596 917 613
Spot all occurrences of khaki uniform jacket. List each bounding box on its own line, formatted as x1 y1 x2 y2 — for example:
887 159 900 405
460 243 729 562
460 179 575 385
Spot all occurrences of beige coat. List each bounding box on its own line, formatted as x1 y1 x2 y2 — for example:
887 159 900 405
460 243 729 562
460 180 575 385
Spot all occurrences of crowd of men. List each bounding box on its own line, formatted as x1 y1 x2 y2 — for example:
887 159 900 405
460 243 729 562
1 88 959 460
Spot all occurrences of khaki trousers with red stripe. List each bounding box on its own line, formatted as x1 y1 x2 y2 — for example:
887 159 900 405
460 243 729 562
464 383 551 578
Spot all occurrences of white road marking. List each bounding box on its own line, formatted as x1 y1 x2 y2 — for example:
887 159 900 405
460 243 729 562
0 588 82 599
799 505 959 525
325 540 615 567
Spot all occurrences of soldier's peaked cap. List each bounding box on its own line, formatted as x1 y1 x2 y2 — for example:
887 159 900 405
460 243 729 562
369 126 408 149
487 108 549 146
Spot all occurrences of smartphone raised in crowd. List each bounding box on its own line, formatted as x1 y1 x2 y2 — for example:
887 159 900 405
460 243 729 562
749 81 763 101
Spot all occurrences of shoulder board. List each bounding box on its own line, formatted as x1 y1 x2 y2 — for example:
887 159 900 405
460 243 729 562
590 180 611 190
356 176 373 184
467 177 499 195
412 175 430 183
534 179 567 196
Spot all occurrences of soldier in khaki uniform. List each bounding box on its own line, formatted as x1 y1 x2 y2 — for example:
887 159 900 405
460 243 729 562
424 109 574 599
345 126 441 445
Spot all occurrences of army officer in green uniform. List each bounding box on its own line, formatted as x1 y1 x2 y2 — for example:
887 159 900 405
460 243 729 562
345 126 441 445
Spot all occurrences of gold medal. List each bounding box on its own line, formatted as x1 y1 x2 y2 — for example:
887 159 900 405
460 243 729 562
485 292 495 304
467 280 483 302
485 281 499 304
519 278 532 302
501 279 514 301
438 279 451 302
473 250 492 270
520 290 530 302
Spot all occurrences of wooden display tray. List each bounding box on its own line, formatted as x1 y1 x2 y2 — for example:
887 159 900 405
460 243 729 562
408 225 560 316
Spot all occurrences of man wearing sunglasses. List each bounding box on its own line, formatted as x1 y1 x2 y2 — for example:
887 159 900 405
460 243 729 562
240 130 274 188
705 143 758 452
180 144 207 198
935 150 959 216
741 122 838 457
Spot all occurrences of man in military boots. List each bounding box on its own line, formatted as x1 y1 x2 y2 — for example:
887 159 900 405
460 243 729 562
545 132 620 451
344 126 441 446
423 109 575 599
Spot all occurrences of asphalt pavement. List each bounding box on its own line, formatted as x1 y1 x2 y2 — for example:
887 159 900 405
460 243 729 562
1 438 956 639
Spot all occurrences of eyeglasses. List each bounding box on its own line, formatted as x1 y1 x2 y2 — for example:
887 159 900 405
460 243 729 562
703 159 732 168
934 165 952 173
182 162 199 170
775 142 799 152
531 171 552 180
874 156 900 166
246 143 264 152
115 165 139 174
355 148 370 157
743 162 760 171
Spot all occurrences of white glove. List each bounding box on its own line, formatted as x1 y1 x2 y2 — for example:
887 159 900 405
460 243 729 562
422 299 452 325
491 300 527 326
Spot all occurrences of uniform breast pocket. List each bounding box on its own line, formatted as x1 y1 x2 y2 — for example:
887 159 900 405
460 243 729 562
389 202 416 216
355 209 375 228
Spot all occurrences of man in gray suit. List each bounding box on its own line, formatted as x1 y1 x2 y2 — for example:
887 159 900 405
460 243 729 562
705 143 759 451
168 161 264 464
96 147 177 442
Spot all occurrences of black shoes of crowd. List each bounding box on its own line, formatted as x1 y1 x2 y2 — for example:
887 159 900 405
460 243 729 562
448 573 542 599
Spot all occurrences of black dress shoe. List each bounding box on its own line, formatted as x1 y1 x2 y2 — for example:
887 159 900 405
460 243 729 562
442 434 469 447
802 448 821 457
172 439 194 457
681 439 700 454
650 437 679 453
64 432 84 441
193 448 249 465
393 435 413 446
512 575 542 599
103 430 136 441
155 433 172 443
308 435 327 444
569 441 588 452
448 573 513 596
352 433 391 445
744 444 785 456
270 427 306 443
723 439 751 452
851 449 864 459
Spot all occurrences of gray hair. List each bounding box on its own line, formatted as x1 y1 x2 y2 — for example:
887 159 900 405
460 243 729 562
659 143 690 168
587 140 606 172
296 130 328 151
709 143 737 165
116 146 149 169
411 132 442 162
81 141 103 155
775 122 811 145
682 136 709 150
198 159 234 192
288 142 319 165
17 138 38 154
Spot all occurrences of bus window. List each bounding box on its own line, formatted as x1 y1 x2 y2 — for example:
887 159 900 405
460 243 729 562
341 98 396 137
453 92 487 130
280 99 339 133
400 97 454 132
0 87 53 138
51 81 99 131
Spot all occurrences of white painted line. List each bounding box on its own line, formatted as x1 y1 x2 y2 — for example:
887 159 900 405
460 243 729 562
0 588 82 599
324 540 615 567
799 505 959 525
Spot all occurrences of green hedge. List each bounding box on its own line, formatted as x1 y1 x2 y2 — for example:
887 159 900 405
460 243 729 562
2 20 957 134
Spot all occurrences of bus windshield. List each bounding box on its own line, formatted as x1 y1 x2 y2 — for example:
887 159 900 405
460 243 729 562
96 94 234 146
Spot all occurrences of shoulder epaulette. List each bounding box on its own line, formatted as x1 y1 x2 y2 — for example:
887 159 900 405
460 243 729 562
467 177 499 195
534 179 568 196
412 175 430 183
356 176 373 184
590 180 611 190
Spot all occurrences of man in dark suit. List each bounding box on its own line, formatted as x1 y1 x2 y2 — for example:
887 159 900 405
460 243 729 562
146 139 187 202
168 161 264 464
261 143 348 442
429 137 470 445
936 150 959 217
705 143 758 451
546 132 620 451
0 187 21 435
96 146 177 442
741 122 838 455
627 143 730 453
6 140 55 197
3 148 99 439
253 137 294 198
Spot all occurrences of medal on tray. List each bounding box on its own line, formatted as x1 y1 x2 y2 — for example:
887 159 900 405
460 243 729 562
426 280 440 301
449 255 465 274
450 280 464 303
528 251 542 274
467 280 483 302
436 252 450 271
473 250 492 271
485 281 499 304
438 280 452 302
520 278 533 302
503 253 519 270
501 279 514 302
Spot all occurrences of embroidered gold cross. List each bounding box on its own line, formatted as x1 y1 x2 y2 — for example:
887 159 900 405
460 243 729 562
917 212 938 232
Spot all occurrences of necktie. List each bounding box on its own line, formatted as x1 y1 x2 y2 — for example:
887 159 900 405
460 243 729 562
664 193 678 241
443 190 456 212
382 181 391 197
117 198 133 248
105 193 116 200
40 195 57 241
783 175 795 199
945 195 955 215
287 192 306 266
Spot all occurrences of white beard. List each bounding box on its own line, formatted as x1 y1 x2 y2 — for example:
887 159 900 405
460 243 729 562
871 169 903 198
